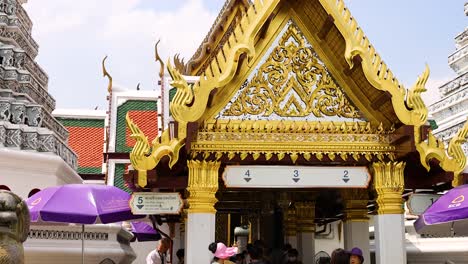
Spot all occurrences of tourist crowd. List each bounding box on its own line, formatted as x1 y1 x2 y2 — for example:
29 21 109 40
145 237 365 264
208 240 364 264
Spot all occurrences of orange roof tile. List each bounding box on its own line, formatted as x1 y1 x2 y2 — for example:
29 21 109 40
67 126 104 168
125 110 158 148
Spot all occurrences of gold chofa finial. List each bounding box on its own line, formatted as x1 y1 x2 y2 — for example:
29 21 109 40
174 53 186 74
155 39 165 78
102 56 112 93
450 118 468 186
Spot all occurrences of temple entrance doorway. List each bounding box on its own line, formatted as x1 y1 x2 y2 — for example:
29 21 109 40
215 185 347 258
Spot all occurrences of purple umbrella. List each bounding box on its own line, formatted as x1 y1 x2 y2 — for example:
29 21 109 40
414 185 468 236
129 221 162 242
26 184 142 263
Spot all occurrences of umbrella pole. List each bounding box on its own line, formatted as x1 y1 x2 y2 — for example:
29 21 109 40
451 222 455 237
82 225 85 264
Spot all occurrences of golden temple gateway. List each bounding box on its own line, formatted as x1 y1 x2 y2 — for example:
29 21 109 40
124 0 468 263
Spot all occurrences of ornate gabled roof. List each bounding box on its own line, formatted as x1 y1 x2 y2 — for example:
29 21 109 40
54 109 105 174
186 0 251 74
127 0 468 187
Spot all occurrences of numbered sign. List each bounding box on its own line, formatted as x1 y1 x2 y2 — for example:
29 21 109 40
223 166 370 188
407 194 442 215
129 192 183 215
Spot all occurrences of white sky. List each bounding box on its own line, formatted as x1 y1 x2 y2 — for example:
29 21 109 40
23 0 466 110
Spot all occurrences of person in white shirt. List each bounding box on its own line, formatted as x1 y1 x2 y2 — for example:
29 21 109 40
146 237 171 264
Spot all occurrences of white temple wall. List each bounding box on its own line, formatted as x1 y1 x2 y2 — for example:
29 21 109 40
314 221 344 256
0 148 82 199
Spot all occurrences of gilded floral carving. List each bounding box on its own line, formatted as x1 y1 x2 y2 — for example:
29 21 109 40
222 22 362 120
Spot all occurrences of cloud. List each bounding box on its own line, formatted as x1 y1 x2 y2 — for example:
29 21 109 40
23 0 217 109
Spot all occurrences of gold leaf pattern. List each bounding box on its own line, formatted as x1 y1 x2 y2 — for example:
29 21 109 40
290 152 299 163
240 152 249 160
316 153 324 161
222 22 362 120
277 152 285 161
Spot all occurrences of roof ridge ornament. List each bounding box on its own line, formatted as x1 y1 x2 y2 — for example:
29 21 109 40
155 39 165 78
415 118 468 187
167 0 281 139
318 0 430 126
102 56 112 93
126 113 185 188
319 0 468 182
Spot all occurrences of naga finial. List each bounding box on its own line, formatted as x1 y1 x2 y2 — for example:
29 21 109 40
174 53 186 74
155 39 165 78
407 64 430 125
449 118 468 186
102 56 113 93
126 111 185 188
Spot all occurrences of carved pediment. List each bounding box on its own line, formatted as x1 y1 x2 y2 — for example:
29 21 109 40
217 20 366 122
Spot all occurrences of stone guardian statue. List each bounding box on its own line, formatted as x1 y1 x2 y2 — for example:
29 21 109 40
0 190 30 264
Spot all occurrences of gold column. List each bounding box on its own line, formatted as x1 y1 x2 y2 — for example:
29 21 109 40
372 162 405 214
341 189 369 221
285 207 297 237
187 160 221 213
278 192 291 240
296 202 315 232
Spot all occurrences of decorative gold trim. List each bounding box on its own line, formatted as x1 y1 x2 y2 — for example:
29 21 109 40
341 189 369 222
192 119 396 162
126 113 185 188
285 207 297 236
221 22 362 120
167 0 281 139
316 0 468 183
414 118 468 186
187 160 221 214
227 213 231 245
318 0 429 127
372 162 405 215
102 56 112 93
201 119 392 134
449 119 468 186
154 39 165 78
295 201 315 233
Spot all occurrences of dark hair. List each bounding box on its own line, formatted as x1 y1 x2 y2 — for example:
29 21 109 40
208 242 219 262
331 248 350 264
282 243 292 251
247 244 263 259
288 248 299 257
176 248 184 259
208 243 217 254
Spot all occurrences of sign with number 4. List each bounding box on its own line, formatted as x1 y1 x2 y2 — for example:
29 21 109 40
223 166 370 188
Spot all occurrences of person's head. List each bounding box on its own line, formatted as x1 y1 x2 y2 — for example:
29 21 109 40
287 248 299 262
349 248 364 264
209 242 238 260
158 237 171 253
247 243 263 260
176 248 184 260
282 243 292 252
331 248 350 264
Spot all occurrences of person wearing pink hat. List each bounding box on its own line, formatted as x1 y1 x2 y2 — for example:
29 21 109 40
208 242 238 263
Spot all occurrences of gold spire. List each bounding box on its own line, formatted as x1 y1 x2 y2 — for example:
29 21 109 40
155 39 165 79
102 56 112 93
